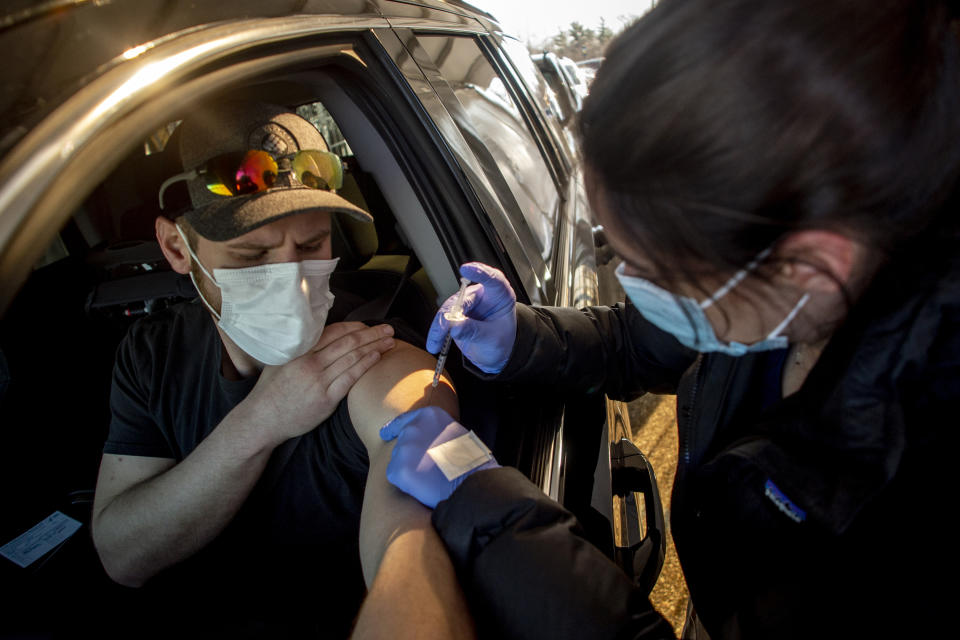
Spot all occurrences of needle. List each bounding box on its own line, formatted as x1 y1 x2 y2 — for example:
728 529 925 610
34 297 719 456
430 277 470 395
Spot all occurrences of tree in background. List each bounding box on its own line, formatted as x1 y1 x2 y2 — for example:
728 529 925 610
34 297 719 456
534 15 638 62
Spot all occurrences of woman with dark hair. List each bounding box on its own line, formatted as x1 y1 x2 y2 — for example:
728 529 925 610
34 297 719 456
368 0 960 637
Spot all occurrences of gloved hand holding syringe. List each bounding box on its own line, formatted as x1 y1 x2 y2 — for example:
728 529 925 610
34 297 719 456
389 261 518 502
425 263 519 393
431 276 470 390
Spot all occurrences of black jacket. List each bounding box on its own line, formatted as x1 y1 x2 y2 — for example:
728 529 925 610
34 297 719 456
433 258 958 639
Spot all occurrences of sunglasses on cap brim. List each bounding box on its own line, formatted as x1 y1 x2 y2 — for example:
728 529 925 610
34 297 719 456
158 149 344 210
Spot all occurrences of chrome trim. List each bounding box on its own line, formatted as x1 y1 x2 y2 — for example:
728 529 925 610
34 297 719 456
541 410 566 499
537 178 582 498
554 194 573 308
571 169 600 308
606 397 632 443
606 397 633 548
384 18 487 34
0 15 388 313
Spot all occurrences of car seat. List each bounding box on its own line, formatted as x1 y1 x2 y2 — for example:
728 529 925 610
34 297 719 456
329 159 438 339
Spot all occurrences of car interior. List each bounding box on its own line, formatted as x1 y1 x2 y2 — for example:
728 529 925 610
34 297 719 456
0 28 653 635
0 39 594 625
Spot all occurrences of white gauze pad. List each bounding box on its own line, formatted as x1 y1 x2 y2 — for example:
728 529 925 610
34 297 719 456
427 431 493 481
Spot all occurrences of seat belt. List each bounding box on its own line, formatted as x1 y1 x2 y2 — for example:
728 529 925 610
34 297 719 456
261 254 420 492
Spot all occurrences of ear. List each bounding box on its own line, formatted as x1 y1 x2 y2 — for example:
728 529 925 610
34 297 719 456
155 216 193 275
773 230 857 293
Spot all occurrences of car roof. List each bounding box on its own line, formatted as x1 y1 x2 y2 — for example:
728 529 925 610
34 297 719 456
0 0 498 28
0 0 500 154
0 0 511 314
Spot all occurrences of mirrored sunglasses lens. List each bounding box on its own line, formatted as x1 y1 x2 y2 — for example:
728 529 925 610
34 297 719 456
204 150 278 196
234 150 278 194
204 151 246 196
292 150 343 191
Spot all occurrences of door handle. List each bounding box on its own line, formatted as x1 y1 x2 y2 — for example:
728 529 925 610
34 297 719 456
610 438 666 594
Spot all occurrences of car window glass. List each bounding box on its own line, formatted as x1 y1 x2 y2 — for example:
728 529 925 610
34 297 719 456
297 102 353 157
144 122 181 155
498 37 569 149
534 59 572 123
415 35 559 261
33 234 70 269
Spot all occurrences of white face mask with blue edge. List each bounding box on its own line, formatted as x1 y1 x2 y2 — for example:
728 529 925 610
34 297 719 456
615 248 810 356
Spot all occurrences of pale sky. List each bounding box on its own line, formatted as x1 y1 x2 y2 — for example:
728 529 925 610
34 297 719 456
468 0 656 45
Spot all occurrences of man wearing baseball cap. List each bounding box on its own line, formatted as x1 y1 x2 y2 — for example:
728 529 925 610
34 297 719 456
89 101 471 636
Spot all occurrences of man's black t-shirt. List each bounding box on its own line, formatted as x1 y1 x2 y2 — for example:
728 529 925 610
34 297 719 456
105 299 370 635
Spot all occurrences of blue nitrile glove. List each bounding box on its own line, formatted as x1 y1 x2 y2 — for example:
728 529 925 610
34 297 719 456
380 406 500 508
426 262 517 374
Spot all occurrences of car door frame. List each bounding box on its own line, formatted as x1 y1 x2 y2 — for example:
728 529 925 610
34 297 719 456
0 4 649 582
387 25 651 570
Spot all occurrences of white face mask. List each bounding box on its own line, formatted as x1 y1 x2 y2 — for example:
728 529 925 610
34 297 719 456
176 224 338 365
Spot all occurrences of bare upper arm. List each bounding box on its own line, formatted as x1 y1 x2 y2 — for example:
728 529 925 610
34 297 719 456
348 339 460 585
92 453 176 523
347 339 458 454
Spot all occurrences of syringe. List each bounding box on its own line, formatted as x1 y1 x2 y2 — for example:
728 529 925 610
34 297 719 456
431 276 470 389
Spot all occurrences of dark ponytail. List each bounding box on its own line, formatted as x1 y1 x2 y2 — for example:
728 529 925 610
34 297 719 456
580 0 960 289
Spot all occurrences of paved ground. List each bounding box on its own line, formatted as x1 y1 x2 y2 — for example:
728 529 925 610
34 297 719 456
627 393 689 635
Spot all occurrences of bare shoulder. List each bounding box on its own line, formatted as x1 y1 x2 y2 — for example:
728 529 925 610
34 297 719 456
355 340 438 386
347 340 458 452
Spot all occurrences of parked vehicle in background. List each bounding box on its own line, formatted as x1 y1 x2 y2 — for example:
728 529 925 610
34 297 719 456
559 55 591 101
578 56 605 87
532 51 583 125
0 0 662 634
